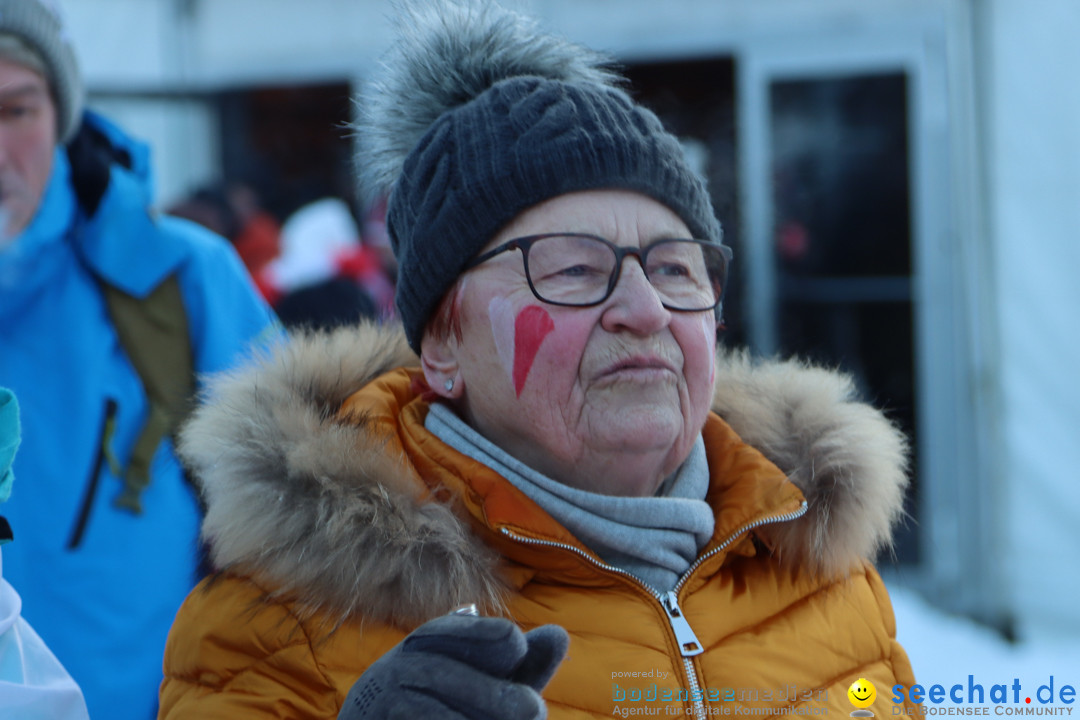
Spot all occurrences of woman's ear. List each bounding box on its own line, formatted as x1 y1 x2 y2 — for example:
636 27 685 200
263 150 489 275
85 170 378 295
420 332 462 400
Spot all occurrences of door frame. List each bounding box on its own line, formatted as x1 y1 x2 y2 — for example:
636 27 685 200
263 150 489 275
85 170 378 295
734 2 1008 631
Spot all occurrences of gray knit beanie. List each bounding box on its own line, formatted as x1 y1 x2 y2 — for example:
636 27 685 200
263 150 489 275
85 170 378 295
358 1 722 352
0 0 83 143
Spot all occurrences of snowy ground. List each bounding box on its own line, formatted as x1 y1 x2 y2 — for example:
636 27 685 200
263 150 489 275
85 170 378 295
887 584 1080 707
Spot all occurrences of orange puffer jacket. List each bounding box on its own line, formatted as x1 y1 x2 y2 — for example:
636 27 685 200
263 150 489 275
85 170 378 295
159 323 917 719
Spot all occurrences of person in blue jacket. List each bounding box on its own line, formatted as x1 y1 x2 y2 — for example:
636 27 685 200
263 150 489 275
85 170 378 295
0 2 278 718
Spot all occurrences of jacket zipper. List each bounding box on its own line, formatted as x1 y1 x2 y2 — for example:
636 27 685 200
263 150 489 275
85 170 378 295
500 499 808 719
67 398 118 550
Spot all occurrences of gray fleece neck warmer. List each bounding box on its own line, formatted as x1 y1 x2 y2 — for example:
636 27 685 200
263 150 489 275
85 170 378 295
426 403 715 592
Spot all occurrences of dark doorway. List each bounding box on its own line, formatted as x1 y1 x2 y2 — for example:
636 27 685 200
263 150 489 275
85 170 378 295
769 72 919 565
625 60 919 566
218 82 356 223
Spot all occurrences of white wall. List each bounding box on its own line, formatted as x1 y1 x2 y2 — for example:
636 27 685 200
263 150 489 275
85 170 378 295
983 0 1080 641
65 0 942 87
61 0 220 208
60 0 943 206
62 0 175 87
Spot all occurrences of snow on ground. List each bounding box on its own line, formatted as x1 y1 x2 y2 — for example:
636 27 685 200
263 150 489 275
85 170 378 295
887 584 1080 706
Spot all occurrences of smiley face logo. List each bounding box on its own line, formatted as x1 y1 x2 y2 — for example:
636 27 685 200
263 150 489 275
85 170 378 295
848 678 877 716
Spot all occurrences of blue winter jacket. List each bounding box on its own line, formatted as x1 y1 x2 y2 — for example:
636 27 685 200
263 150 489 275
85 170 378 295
0 112 278 720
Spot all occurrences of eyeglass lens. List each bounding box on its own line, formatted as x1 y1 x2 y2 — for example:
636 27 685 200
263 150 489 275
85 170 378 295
524 235 726 310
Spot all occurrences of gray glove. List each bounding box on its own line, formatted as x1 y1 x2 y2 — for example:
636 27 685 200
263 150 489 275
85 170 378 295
338 614 569 720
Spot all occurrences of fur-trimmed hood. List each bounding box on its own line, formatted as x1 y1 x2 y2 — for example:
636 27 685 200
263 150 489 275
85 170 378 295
179 322 908 626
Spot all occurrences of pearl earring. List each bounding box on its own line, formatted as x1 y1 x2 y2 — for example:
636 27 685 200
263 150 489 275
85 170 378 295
444 379 454 392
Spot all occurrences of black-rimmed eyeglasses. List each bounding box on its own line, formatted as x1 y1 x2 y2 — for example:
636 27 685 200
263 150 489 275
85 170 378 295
462 233 733 313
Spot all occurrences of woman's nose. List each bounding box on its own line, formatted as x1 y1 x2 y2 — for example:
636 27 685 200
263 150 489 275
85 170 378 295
599 258 671 335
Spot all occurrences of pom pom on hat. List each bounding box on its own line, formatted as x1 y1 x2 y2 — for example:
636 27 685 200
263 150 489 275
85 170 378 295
356 0 721 352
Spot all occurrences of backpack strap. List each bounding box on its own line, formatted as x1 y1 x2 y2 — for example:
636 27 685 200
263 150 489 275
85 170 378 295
100 275 194 515
66 120 196 515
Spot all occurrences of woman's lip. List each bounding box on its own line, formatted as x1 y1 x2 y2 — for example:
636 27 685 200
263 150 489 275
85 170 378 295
601 357 676 376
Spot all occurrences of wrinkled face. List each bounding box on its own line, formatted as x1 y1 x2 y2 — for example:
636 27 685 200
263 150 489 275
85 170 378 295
422 190 718 497
0 59 57 240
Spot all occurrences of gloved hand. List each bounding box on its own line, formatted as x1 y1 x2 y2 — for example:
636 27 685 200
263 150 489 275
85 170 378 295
338 613 569 720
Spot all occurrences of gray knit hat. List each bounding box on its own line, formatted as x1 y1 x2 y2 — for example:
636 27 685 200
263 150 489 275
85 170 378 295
358 1 721 352
0 0 83 143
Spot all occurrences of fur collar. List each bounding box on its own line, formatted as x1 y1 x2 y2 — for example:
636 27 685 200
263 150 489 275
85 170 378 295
179 322 908 626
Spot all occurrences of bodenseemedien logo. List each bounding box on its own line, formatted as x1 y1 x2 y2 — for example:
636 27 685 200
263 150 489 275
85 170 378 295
849 678 878 717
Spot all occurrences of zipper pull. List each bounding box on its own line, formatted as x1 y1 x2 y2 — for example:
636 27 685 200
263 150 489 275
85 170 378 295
661 591 703 657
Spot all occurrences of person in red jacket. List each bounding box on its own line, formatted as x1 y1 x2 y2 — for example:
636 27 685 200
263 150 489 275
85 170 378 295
159 2 916 718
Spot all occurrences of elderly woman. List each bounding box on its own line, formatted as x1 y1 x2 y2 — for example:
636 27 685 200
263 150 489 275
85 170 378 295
158 2 916 719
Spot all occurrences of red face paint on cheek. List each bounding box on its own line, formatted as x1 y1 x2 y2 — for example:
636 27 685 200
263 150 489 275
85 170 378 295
512 305 555 397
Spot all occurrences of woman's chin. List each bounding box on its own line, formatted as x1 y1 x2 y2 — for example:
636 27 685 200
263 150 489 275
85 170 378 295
589 406 684 452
